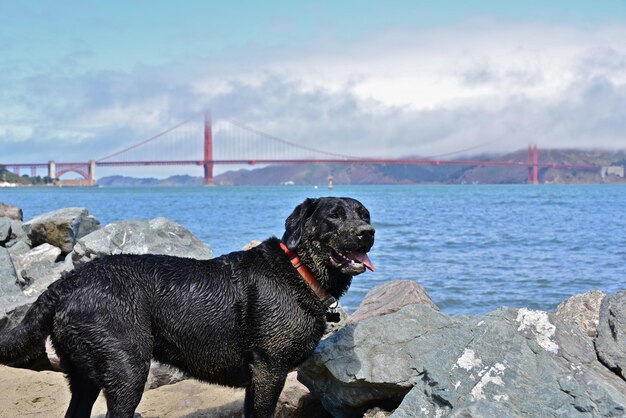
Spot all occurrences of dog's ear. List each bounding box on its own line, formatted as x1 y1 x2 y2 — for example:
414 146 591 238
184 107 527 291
282 198 319 250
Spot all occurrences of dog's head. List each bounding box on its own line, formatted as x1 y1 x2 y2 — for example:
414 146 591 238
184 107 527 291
282 197 375 294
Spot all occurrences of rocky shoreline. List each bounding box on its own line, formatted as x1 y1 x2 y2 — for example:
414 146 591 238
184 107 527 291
1 202 624 417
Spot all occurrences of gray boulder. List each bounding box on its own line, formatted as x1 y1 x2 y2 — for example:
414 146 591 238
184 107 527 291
5 219 31 248
23 207 100 253
0 202 22 221
0 247 20 297
70 217 213 268
0 218 11 245
348 280 439 325
21 261 68 297
299 302 626 417
0 297 35 332
6 239 31 260
11 243 62 287
556 290 606 337
595 291 626 380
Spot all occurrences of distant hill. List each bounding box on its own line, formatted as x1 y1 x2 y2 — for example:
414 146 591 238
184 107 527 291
97 175 203 187
214 149 626 185
96 149 626 186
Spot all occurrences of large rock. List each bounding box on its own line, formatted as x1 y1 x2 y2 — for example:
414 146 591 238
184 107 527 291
299 302 626 417
0 297 35 332
0 202 22 221
23 207 100 253
11 243 62 287
21 260 68 297
0 247 31 326
5 235 30 257
0 218 11 245
5 219 31 248
0 247 20 297
348 280 439 325
595 291 626 380
556 290 606 337
70 217 213 268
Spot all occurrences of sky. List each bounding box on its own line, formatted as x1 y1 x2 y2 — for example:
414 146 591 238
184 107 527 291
1 0 626 178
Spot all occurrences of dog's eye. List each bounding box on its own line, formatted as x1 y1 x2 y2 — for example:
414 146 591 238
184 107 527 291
358 208 370 222
328 207 346 219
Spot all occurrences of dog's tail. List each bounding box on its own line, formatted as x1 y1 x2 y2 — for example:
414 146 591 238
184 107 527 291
0 287 58 369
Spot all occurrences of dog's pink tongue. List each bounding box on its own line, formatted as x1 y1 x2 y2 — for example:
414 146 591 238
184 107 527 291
351 252 376 272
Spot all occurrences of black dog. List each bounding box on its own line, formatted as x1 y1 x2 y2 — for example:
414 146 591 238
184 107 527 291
0 197 375 418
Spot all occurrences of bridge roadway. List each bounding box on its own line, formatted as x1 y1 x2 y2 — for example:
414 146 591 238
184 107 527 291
0 158 603 171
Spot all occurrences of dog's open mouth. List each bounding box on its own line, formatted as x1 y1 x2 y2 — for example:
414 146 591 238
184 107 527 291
330 249 375 274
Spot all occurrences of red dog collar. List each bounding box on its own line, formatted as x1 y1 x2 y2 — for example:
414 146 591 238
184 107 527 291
279 242 336 308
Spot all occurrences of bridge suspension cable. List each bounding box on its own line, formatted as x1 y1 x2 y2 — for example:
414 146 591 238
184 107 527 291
226 119 359 160
96 116 197 162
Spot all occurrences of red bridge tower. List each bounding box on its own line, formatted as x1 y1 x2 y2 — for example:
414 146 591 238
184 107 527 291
528 144 538 184
203 111 214 185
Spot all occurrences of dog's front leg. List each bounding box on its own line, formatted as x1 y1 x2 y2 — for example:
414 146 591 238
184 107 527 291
244 358 289 418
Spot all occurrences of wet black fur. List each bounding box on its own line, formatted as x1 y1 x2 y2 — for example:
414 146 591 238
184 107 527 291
0 197 374 418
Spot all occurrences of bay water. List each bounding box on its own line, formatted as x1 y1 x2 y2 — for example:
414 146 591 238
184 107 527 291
2 184 624 315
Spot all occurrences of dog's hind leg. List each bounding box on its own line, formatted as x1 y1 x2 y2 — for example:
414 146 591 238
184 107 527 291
101 350 151 418
64 373 101 418
244 358 289 418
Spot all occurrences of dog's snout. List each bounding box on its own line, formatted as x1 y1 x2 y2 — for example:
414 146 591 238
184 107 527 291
356 224 375 238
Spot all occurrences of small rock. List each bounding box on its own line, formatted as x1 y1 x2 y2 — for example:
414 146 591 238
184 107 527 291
242 240 262 251
595 291 626 380
364 407 393 418
348 280 439 325
555 290 606 337
23 207 100 254
70 217 213 268
276 371 331 418
0 202 23 221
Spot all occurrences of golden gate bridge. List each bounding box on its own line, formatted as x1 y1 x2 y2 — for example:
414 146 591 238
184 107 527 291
0 112 604 185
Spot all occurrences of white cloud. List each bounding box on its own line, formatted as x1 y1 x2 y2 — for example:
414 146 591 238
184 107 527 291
2 21 626 178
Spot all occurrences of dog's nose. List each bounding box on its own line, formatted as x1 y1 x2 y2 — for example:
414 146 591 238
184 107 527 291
356 224 375 239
